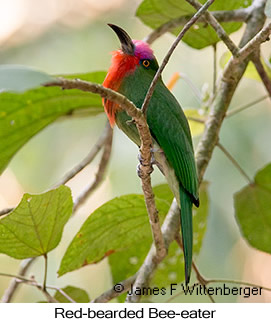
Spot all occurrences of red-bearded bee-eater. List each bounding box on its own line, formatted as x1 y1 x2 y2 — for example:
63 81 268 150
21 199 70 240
102 24 199 285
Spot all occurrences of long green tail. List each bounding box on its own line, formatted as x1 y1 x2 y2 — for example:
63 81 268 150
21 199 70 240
179 185 193 285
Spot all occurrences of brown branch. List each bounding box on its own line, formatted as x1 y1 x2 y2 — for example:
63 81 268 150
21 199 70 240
186 0 239 56
235 21 271 62
145 8 251 44
216 142 252 184
141 0 216 115
251 53 271 97
226 94 269 117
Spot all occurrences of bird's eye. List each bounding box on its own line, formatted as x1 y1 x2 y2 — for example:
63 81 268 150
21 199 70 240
142 59 150 68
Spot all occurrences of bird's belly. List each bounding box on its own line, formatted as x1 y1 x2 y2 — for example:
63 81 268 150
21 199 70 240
154 149 180 206
115 111 180 207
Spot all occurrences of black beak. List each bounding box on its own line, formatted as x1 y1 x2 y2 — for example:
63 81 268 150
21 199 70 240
108 24 134 55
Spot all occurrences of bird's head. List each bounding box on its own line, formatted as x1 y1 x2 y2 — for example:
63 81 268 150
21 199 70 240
103 24 158 126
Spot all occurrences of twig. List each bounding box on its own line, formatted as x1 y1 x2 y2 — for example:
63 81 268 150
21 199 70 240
92 275 136 303
251 53 271 97
179 73 202 102
1 258 35 303
54 122 111 188
186 0 240 56
141 0 216 115
227 95 269 117
0 272 57 303
217 142 252 184
43 254 48 291
145 8 251 44
187 116 205 123
235 22 271 63
213 44 217 95
73 125 113 212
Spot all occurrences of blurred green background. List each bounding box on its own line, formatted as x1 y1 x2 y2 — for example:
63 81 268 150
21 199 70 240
0 0 271 303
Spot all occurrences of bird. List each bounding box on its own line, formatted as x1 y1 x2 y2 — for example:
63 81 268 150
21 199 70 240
102 24 199 285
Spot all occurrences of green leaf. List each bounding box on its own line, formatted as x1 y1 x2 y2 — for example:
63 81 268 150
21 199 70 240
184 109 205 137
136 0 251 49
234 164 271 254
54 286 90 303
58 193 171 277
109 182 209 294
0 186 73 259
0 71 106 174
265 0 271 17
220 52 271 81
0 65 55 93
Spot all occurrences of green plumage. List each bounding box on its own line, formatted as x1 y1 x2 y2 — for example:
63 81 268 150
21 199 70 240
116 59 199 284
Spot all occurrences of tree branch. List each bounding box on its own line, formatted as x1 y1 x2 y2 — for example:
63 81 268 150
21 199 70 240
141 0 216 115
226 94 269 117
251 53 271 97
217 142 252 184
145 8 251 44
186 0 239 56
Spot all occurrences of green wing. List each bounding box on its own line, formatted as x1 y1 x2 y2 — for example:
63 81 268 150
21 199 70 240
147 81 199 205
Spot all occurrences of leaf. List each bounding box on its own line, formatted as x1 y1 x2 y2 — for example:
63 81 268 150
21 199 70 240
0 65 55 93
54 286 90 303
0 71 106 174
109 182 209 294
184 109 205 136
136 0 251 49
220 52 271 81
0 186 73 259
265 0 271 17
58 193 171 277
234 163 271 254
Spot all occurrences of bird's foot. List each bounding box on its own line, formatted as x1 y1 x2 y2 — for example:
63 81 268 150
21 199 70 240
137 152 154 178
137 163 154 178
137 151 157 166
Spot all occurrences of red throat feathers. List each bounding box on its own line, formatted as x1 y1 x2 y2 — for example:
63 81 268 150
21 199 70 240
102 50 139 127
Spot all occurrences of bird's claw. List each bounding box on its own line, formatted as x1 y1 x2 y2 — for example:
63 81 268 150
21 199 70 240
137 163 154 178
137 152 155 178
137 151 157 166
